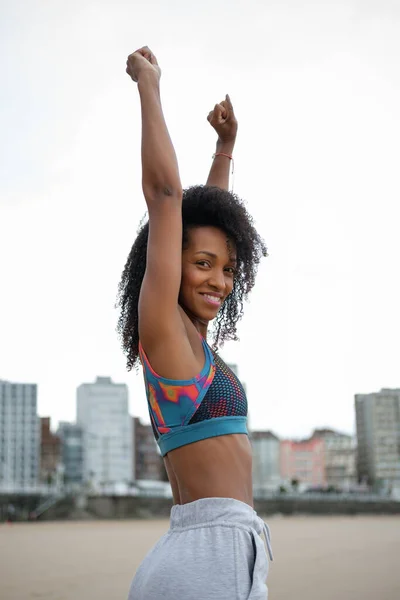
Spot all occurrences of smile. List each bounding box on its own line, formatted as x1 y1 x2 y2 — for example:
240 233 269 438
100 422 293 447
201 293 222 306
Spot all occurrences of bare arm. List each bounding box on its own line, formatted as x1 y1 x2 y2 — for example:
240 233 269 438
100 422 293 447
206 95 237 190
206 139 235 189
127 48 182 200
126 48 183 350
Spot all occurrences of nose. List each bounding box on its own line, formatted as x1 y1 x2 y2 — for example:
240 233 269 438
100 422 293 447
208 268 226 292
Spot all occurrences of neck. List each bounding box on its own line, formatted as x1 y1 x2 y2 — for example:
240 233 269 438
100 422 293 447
181 306 208 338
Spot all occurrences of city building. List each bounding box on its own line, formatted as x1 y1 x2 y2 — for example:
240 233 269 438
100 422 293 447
227 363 238 376
40 417 61 484
57 422 84 486
251 430 280 495
133 417 167 481
0 379 40 490
355 388 400 490
280 437 326 488
77 377 133 490
226 363 247 391
310 428 356 490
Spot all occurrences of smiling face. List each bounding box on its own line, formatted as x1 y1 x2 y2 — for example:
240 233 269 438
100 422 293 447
179 226 237 327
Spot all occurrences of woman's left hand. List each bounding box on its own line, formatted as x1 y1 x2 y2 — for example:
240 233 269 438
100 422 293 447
207 94 238 144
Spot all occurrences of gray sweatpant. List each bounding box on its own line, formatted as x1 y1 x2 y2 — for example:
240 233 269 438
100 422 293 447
128 497 273 600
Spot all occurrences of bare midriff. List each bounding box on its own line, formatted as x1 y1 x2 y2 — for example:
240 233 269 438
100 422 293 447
164 433 253 507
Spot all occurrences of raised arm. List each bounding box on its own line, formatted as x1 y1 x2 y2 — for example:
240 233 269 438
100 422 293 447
127 47 182 201
206 95 238 190
126 47 184 354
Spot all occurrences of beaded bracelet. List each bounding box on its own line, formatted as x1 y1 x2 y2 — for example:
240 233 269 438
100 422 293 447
212 152 235 192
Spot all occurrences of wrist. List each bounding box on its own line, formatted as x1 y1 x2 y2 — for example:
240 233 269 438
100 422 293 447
137 71 160 90
216 138 236 154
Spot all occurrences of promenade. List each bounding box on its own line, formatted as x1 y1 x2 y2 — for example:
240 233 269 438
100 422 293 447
1 515 399 599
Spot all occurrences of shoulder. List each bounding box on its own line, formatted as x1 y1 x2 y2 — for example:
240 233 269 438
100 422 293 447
139 310 209 381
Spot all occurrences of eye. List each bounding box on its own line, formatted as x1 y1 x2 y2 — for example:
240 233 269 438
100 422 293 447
196 260 211 268
224 267 236 275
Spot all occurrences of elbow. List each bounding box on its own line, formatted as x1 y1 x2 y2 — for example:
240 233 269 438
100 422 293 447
142 180 183 202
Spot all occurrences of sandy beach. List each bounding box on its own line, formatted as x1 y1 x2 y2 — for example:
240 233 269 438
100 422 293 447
1 515 399 599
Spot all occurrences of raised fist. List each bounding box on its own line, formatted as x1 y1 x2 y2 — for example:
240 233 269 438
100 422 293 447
126 46 161 83
207 94 238 143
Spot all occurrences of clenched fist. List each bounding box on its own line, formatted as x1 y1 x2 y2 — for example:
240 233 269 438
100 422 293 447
207 95 238 144
126 46 161 83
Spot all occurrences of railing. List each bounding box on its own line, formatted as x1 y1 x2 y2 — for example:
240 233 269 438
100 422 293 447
31 495 64 518
0 483 62 496
1 484 397 502
253 491 397 502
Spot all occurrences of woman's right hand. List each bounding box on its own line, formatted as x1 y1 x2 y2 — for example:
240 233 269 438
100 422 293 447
126 46 161 83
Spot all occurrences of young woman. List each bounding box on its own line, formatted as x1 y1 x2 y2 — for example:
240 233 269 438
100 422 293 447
118 46 273 600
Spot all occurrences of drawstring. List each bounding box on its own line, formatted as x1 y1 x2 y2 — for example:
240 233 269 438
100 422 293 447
262 522 274 562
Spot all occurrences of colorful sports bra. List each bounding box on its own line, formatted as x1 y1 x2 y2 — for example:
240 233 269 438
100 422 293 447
139 337 248 456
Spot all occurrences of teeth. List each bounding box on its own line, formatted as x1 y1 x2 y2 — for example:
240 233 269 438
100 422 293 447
204 294 221 303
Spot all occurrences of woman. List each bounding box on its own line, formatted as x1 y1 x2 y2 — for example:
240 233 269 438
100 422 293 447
118 46 272 600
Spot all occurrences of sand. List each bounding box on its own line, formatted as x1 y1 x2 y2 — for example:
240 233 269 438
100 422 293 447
1 515 399 599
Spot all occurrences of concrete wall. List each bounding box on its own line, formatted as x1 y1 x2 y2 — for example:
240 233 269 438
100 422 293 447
87 495 173 519
2 493 400 521
254 497 400 516
68 495 400 519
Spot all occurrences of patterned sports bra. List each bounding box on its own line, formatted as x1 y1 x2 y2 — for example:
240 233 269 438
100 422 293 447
139 337 248 456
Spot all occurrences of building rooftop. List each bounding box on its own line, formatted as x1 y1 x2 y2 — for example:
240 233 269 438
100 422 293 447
251 430 280 441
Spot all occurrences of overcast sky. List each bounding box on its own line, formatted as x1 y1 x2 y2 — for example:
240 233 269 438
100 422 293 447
1 0 399 438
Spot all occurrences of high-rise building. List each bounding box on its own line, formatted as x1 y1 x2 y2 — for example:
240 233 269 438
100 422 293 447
77 377 133 489
133 417 167 481
57 422 84 486
310 428 356 490
355 388 400 488
226 362 248 401
40 417 61 484
0 380 40 489
227 363 238 376
280 437 326 488
251 430 280 494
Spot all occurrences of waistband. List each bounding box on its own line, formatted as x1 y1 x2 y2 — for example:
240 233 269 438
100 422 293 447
170 497 273 561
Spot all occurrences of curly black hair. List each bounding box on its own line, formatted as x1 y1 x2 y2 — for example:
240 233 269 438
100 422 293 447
117 185 267 371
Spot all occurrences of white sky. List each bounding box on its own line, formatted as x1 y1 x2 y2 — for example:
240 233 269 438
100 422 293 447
1 0 399 439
